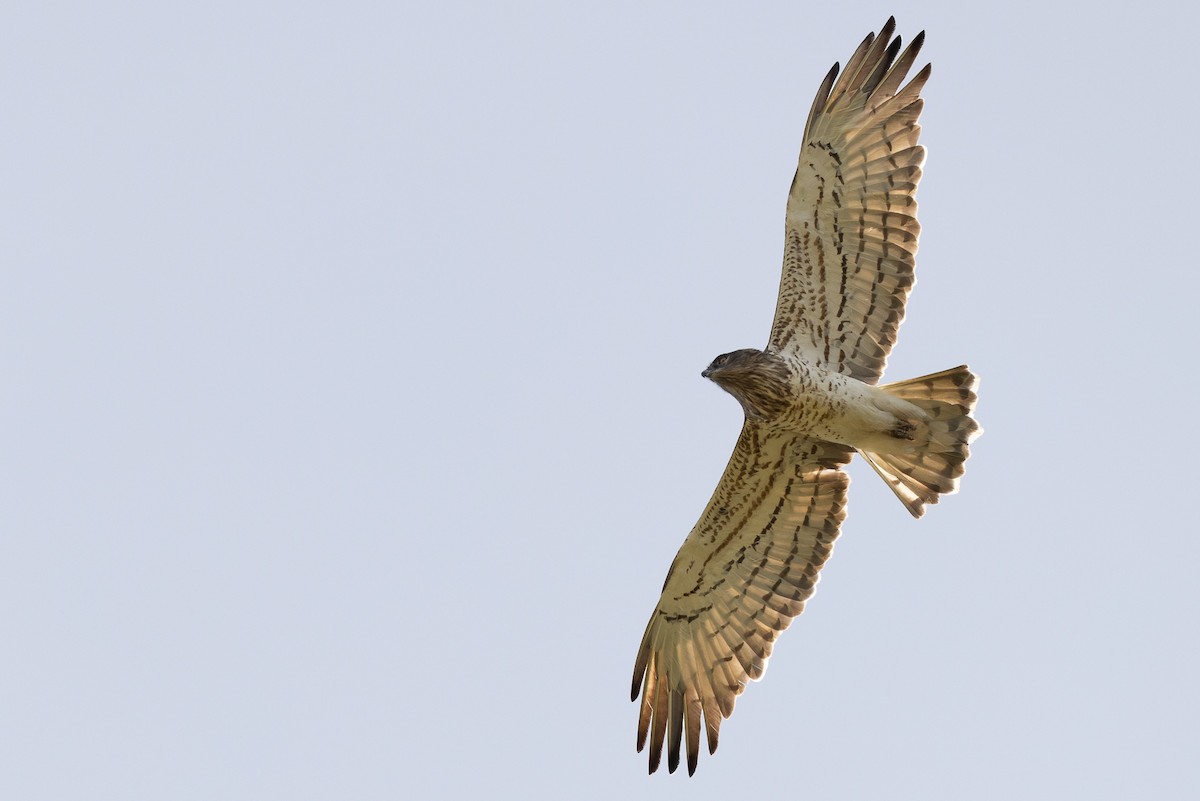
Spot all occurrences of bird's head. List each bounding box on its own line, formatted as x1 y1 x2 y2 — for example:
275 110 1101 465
702 348 791 420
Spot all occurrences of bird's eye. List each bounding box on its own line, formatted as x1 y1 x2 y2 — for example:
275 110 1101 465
714 354 728 366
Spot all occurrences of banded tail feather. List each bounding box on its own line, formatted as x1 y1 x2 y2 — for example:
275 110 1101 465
861 365 981 517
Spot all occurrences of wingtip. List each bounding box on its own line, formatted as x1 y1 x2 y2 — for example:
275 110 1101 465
909 31 927 68
631 642 649 701
880 16 897 41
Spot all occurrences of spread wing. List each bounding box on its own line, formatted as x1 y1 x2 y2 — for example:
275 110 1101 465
631 424 852 775
769 17 931 384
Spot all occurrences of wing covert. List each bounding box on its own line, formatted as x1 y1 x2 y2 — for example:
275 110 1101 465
631 423 851 775
769 18 930 384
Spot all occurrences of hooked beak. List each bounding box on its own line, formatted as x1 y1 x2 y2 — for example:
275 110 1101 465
701 366 713 379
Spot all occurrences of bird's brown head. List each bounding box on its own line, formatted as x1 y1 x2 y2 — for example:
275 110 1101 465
702 348 791 420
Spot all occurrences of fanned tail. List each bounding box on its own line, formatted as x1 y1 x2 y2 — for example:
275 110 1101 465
861 365 981 517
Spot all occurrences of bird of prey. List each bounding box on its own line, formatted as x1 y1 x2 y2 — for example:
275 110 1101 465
631 18 981 776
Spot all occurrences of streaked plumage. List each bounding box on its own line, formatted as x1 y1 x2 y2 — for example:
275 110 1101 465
632 18 982 776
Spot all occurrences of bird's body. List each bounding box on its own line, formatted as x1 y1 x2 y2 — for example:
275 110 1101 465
631 18 983 776
708 348 952 458
710 350 879 437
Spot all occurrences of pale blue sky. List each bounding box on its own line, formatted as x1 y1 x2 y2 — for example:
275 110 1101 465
3 1 1198 799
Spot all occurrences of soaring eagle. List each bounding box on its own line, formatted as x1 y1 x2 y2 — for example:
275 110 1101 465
632 18 982 775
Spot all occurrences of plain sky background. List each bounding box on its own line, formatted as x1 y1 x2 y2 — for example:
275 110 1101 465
3 1 1198 798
